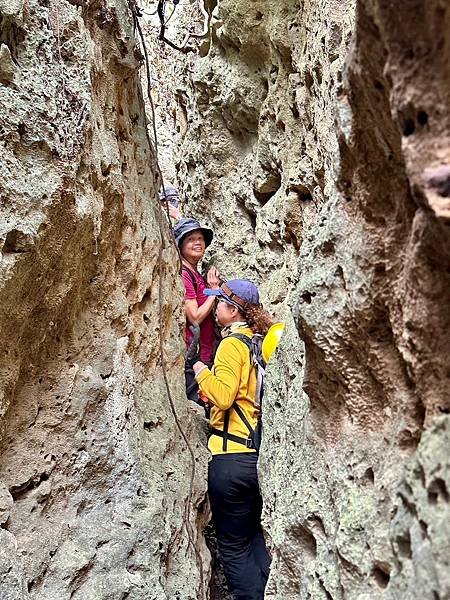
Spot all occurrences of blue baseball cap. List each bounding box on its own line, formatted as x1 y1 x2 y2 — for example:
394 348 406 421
205 279 260 310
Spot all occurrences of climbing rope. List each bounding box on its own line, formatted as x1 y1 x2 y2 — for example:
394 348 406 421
156 0 212 54
132 5 181 264
130 4 206 597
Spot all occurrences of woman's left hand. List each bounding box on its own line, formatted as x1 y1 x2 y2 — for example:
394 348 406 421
206 266 221 289
168 202 182 220
193 360 206 375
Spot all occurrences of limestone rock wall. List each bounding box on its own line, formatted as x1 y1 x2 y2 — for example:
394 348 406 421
0 2 208 599
175 0 450 598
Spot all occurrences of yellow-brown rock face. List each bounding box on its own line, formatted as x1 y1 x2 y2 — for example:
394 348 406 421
0 1 208 598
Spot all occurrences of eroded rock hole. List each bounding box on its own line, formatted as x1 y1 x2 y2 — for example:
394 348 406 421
300 291 315 304
363 467 375 484
290 523 317 559
402 117 415 137
428 478 449 504
304 71 314 90
290 103 300 118
321 240 335 254
0 17 25 62
9 472 50 501
417 110 428 126
314 65 323 85
419 520 428 537
372 563 391 588
396 531 412 559
248 210 257 231
3 229 34 253
253 171 282 204
374 79 384 91
289 183 313 202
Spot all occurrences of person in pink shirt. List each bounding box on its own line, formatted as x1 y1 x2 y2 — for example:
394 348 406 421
174 218 221 403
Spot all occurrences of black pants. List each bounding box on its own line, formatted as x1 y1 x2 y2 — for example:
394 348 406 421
208 453 271 600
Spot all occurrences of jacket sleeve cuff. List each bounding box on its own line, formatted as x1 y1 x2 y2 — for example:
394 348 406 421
195 366 210 381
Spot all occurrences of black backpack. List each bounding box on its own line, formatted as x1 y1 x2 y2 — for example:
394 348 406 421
210 333 266 452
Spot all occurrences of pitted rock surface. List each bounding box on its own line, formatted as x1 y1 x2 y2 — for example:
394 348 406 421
1 0 450 598
173 0 450 598
0 1 209 599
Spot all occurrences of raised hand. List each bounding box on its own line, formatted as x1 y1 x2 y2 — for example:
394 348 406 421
207 266 221 289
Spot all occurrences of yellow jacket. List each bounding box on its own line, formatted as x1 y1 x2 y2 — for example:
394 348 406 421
196 325 258 455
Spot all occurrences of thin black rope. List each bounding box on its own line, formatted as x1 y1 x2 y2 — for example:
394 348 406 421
131 5 206 597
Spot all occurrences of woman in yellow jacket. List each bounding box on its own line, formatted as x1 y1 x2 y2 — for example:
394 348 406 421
193 279 272 600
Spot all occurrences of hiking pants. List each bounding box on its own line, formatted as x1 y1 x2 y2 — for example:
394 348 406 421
208 453 271 600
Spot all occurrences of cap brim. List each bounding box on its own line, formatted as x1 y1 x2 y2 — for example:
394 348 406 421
204 288 244 311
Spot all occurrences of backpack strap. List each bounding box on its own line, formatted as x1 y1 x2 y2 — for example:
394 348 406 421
230 332 252 350
222 408 230 452
182 266 198 294
233 403 255 436
210 426 256 449
229 333 265 408
209 333 259 450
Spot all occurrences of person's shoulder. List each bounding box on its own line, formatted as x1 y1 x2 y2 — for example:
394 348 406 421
193 268 207 283
182 268 198 299
238 327 254 338
229 328 253 342
183 267 205 283
219 334 250 356
182 266 194 278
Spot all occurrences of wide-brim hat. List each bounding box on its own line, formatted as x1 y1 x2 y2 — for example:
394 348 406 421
205 279 260 310
174 217 214 248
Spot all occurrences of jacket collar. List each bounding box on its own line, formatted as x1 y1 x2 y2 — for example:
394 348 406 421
221 321 249 338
